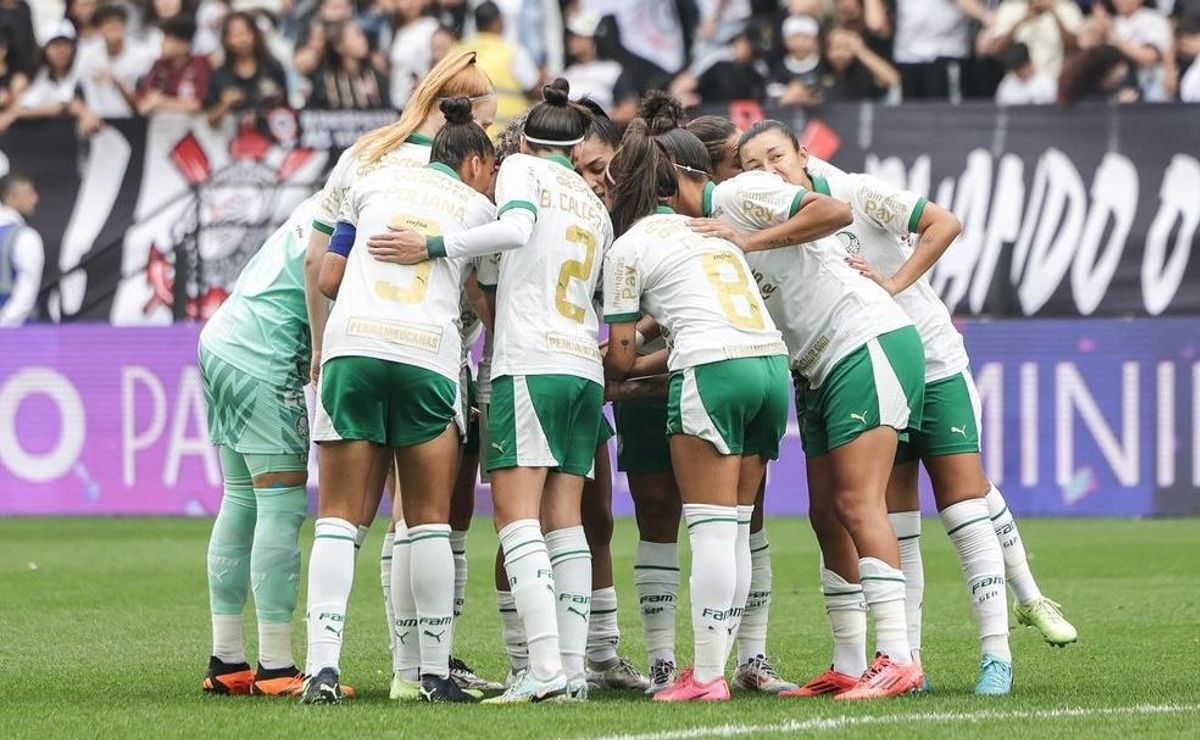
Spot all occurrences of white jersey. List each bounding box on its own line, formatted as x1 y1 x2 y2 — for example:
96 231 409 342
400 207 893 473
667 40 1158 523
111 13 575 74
312 133 434 235
809 164 969 384
603 209 787 372
708 170 911 388
490 153 613 385
321 162 496 381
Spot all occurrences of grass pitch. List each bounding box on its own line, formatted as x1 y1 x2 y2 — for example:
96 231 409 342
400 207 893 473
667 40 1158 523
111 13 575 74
2 517 1198 739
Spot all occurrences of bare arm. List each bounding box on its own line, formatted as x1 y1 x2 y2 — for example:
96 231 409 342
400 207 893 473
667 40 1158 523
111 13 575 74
847 201 961 296
303 228 332 383
604 321 639 381
318 253 346 300
863 0 892 38
854 38 901 89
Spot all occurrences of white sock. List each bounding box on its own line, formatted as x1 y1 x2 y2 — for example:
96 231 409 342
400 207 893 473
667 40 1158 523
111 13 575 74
390 521 419 680
587 587 620 666
449 529 468 651
737 528 772 665
682 503 738 683
635 540 679 665
860 557 911 665
986 485 1042 604
726 505 754 666
211 614 245 665
258 622 293 670
305 517 358 674
889 511 924 660
496 589 529 672
500 519 561 680
355 524 370 551
381 531 395 650
821 567 867 678
409 523 455 678
545 526 592 680
941 498 1011 661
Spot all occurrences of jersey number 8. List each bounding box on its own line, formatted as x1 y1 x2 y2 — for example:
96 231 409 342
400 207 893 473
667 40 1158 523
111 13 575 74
555 225 597 323
702 251 765 330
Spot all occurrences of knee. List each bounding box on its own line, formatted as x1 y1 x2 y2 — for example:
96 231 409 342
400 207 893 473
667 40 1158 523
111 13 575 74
832 492 876 534
634 498 681 542
581 501 614 548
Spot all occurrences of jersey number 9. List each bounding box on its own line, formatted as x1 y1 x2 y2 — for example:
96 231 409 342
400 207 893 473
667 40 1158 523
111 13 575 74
375 214 436 304
555 225 597 323
702 251 765 330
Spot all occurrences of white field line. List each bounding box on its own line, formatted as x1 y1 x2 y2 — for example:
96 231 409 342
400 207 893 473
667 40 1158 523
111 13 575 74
585 703 1200 740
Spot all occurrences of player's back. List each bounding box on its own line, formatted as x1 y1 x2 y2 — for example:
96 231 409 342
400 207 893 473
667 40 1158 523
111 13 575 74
491 152 612 384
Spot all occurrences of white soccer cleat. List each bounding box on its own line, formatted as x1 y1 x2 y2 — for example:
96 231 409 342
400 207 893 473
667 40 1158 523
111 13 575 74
734 655 799 694
586 656 651 691
481 671 570 704
449 656 505 692
645 658 679 695
567 675 589 701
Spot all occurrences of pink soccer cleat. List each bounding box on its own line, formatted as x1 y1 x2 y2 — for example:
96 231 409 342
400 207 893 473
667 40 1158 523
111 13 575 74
651 667 731 702
833 653 925 701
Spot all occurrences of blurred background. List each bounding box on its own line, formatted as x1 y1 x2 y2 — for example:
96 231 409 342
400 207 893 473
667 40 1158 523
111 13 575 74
1 0 1198 520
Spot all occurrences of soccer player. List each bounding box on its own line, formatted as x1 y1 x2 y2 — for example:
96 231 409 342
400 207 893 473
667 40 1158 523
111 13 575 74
198 195 321 698
603 118 792 703
300 97 499 704
367 79 613 704
301 49 496 698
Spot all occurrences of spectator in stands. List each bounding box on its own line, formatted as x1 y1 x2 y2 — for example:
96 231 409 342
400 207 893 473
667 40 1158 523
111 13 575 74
0 0 37 75
205 10 288 126
139 0 193 49
66 0 100 47
984 0 1083 78
308 20 388 108
1179 19 1200 101
466 1 537 131
834 0 892 58
821 24 900 100
1100 0 1171 101
388 0 437 109
0 172 44 327
583 0 687 85
1 21 99 134
698 24 767 101
994 41 1056 104
0 27 28 112
294 0 355 77
518 0 565 78
138 17 209 113
891 0 971 100
562 9 620 111
430 22 455 65
1058 16 1141 104
192 0 228 57
694 0 753 62
768 14 822 106
75 5 156 118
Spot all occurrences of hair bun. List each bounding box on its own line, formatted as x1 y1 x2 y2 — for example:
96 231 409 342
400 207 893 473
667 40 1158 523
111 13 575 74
541 77 571 106
636 90 685 136
439 96 474 126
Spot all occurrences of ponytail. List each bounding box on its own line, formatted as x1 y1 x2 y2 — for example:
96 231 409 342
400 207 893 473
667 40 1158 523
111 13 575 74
354 50 494 164
608 119 677 237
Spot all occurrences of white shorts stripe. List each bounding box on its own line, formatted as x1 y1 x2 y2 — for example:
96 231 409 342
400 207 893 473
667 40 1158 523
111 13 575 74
866 338 910 431
513 375 556 467
962 369 983 435
680 366 729 454
311 372 341 442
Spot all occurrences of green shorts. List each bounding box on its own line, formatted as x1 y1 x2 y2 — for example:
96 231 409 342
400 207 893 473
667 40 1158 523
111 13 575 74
199 345 309 456
614 398 672 474
800 325 926 457
895 370 982 465
487 374 604 476
666 355 790 459
314 356 459 448
598 413 615 446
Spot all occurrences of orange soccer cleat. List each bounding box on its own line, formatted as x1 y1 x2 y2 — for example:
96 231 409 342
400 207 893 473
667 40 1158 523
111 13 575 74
252 667 357 698
779 666 858 697
202 657 254 695
833 654 925 701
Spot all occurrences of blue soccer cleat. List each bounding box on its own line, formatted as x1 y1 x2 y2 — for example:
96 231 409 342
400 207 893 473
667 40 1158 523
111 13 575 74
975 653 1013 696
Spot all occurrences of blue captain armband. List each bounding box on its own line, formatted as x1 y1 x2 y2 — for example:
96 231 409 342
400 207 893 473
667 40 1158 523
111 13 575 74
328 221 356 257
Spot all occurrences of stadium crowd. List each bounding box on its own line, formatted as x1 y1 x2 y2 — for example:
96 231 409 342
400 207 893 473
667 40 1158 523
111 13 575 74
0 0 1196 136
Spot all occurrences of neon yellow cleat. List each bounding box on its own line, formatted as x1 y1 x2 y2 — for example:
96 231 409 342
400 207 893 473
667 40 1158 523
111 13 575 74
1015 597 1077 646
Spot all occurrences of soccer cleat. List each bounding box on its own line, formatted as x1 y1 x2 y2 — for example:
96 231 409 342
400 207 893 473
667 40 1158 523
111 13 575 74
586 656 650 691
450 656 505 692
652 667 731 702
251 666 304 696
390 673 422 701
645 658 678 695
420 674 480 703
974 653 1013 696
833 654 925 701
779 666 857 697
734 655 799 694
567 675 589 701
503 668 525 688
481 671 570 704
299 667 344 705
202 656 253 695
1015 597 1077 647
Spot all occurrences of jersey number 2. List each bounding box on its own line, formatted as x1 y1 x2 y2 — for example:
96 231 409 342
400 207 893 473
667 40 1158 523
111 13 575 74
555 225 596 323
702 252 765 330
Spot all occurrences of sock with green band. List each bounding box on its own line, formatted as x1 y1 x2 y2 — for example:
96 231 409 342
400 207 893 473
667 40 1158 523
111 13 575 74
737 527 772 665
726 505 754 664
449 529 468 649
250 483 307 669
546 525 592 680
500 519 561 681
409 523 454 678
941 498 1010 661
986 485 1042 604
860 557 911 665
586 586 620 666
391 520 419 680
635 540 679 665
682 503 738 683
822 566 867 678
381 531 395 649
208 478 256 664
888 510 923 659
305 517 357 674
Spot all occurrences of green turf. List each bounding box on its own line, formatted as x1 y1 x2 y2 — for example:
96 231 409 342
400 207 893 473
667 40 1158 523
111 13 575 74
1 517 1198 739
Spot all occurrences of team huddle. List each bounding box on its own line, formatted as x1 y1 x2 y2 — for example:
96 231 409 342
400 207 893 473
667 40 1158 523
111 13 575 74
196 49 1078 706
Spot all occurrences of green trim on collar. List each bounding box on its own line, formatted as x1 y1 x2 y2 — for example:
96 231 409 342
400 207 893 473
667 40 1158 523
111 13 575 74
908 196 928 233
702 181 716 216
655 205 676 215
406 132 434 146
809 172 831 196
428 161 462 181
545 154 575 170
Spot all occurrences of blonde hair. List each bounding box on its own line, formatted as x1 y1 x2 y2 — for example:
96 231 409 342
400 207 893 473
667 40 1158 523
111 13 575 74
354 50 494 164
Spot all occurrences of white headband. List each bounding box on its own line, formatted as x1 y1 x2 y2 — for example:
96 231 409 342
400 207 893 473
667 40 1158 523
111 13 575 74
524 133 585 147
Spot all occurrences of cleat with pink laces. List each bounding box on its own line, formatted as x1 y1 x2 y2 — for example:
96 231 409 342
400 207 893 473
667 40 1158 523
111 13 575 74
652 667 731 702
833 653 925 701
780 666 858 697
